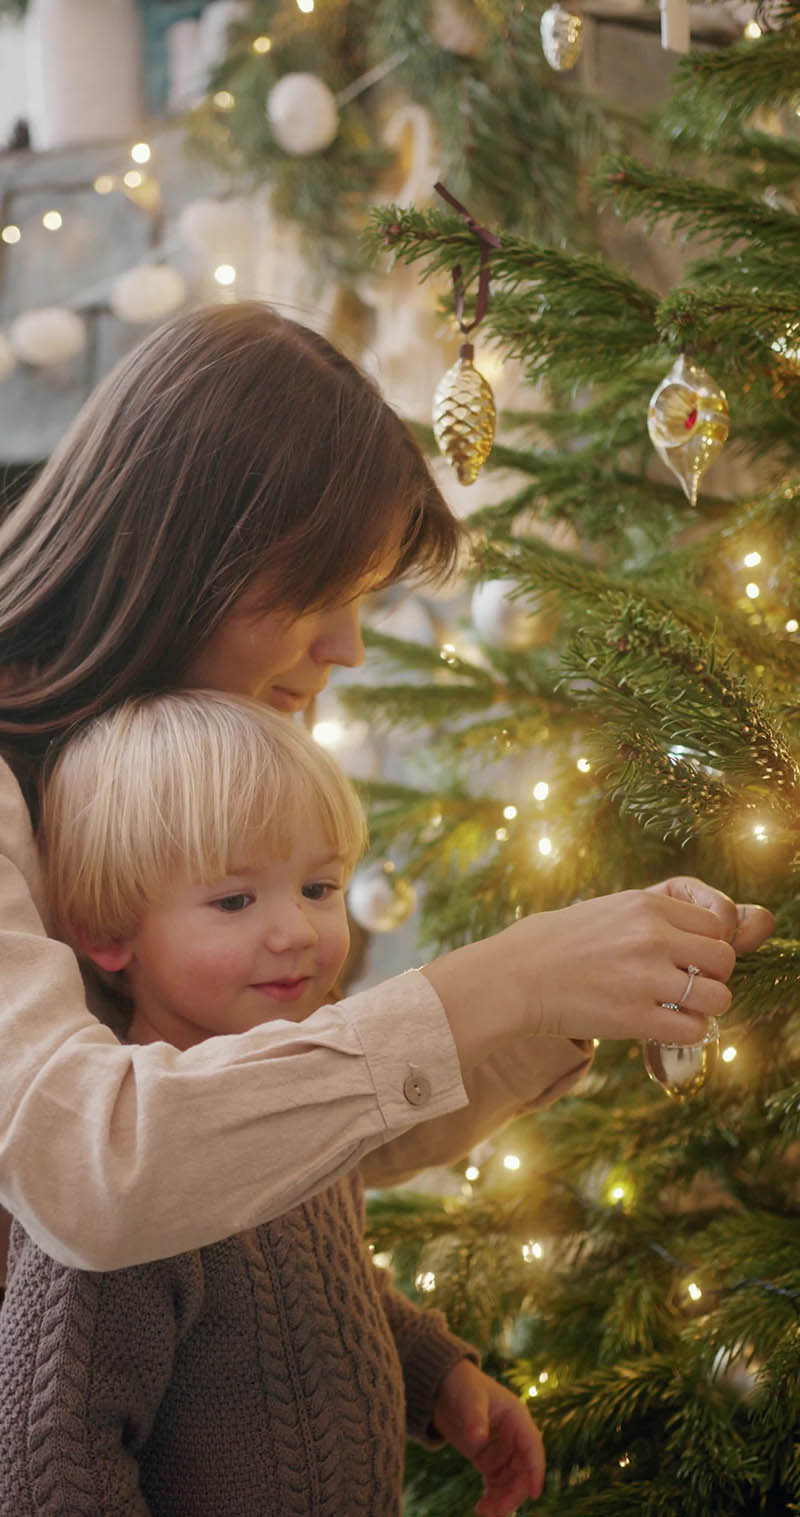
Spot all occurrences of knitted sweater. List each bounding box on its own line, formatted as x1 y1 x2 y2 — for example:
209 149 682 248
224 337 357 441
0 1172 476 1516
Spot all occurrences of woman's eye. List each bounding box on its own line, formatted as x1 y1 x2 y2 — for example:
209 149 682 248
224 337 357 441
212 893 252 913
302 882 337 901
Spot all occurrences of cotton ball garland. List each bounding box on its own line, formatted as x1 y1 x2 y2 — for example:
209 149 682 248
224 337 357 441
110 265 187 325
348 862 417 933
10 307 87 367
267 73 339 156
178 197 255 264
0 333 17 383
471 578 557 651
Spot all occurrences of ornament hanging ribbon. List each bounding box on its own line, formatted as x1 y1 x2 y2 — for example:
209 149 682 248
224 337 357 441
431 183 500 484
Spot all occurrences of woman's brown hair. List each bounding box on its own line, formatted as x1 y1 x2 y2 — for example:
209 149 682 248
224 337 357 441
0 302 461 802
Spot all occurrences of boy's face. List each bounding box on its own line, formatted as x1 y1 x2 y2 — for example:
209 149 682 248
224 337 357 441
107 814 351 1049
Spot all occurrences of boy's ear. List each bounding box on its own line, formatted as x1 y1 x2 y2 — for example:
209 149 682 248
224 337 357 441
79 939 133 973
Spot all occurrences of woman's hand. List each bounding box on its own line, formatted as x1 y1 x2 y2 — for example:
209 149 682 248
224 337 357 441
422 876 774 1066
433 1359 545 1515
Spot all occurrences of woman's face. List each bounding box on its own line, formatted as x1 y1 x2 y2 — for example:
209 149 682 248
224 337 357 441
186 557 396 713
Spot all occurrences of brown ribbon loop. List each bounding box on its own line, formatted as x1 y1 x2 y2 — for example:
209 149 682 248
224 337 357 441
434 181 500 338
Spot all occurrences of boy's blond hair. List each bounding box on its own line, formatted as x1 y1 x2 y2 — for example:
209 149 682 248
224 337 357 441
41 691 367 948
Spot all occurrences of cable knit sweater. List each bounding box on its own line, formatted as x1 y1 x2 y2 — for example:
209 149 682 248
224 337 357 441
0 1170 477 1516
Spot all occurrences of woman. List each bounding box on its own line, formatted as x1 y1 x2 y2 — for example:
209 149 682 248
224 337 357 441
0 302 772 1271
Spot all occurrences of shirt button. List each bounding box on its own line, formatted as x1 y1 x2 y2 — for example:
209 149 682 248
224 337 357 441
403 1066 432 1107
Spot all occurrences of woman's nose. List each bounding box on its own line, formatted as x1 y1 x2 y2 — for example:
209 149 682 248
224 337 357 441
312 601 365 670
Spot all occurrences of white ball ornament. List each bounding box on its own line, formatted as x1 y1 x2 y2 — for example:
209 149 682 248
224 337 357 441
10 307 87 367
110 265 187 325
471 578 557 651
0 333 17 383
178 197 255 264
430 0 486 56
267 72 339 156
348 862 418 933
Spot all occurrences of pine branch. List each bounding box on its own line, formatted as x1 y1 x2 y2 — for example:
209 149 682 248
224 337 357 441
597 155 800 252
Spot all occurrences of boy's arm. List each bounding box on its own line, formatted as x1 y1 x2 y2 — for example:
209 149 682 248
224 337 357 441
0 1224 203 1515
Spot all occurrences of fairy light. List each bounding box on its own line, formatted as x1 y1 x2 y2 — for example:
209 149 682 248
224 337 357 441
42 210 62 231
213 90 236 110
532 781 549 801
576 756 591 772
214 264 237 286
522 1240 543 1262
297 0 315 11
312 720 345 748
93 174 114 195
1 225 20 244
252 34 272 52
538 1371 549 1384
786 619 799 633
753 822 768 842
619 1454 631 1468
123 170 143 189
745 582 760 599
130 141 151 164
503 804 518 820
495 826 509 842
429 812 442 829
744 18 762 36
687 1281 702 1301
722 1046 737 1063
416 1271 436 1293
440 641 459 667
538 836 553 857
503 1153 521 1171
373 1250 393 1269
743 551 761 567
465 1165 480 1182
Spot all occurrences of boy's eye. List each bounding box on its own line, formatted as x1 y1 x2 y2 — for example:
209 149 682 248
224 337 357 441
302 882 338 901
212 893 253 913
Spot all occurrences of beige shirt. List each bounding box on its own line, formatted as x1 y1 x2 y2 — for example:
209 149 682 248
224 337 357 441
0 757 591 1272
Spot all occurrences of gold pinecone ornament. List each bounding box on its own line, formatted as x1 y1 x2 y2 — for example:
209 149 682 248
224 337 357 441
432 342 496 485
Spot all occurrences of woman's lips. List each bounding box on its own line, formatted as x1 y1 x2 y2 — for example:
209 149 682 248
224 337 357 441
253 978 310 1002
270 687 313 712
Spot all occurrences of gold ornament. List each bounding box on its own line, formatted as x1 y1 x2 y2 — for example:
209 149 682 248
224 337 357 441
642 1017 719 1099
540 2 584 71
433 342 496 485
647 354 729 506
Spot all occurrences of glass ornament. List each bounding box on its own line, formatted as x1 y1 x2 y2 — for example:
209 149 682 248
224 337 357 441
647 354 729 506
540 2 584 71
643 1017 720 1099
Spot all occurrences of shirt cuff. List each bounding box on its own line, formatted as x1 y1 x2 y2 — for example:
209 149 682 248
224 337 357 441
342 969 467 1136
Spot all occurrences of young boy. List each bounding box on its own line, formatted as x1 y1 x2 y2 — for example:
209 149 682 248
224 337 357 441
0 691 544 1517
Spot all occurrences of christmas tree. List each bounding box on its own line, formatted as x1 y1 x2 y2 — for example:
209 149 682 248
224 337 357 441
340 13 800 1515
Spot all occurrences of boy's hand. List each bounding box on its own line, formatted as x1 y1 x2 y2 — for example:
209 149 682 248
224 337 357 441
433 1359 545 1515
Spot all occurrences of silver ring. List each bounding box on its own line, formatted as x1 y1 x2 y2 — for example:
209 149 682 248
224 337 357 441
679 964 700 1008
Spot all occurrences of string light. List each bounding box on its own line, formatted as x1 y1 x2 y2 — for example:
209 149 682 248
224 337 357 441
130 142 151 164
503 1153 521 1171
495 826 509 841
297 0 315 11
528 1384 538 1397
312 719 345 748
786 619 799 633
373 1249 392 1268
213 90 236 110
538 836 553 857
538 1371 549 1384
532 781 549 801
214 264 237 286
465 1165 480 1182
576 756 591 772
745 582 760 599
42 210 62 231
416 1270 436 1292
503 804 518 820
743 551 761 567
753 822 768 842
522 1240 543 1262
619 1454 631 1468
744 18 762 36
123 170 143 189
687 1280 702 1301
1 225 21 244
93 174 114 195
722 1046 737 1063
252 34 272 52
